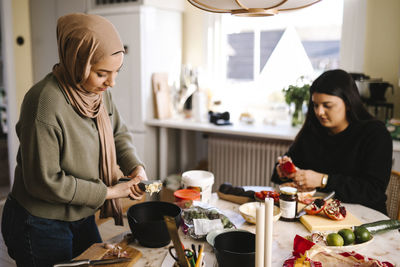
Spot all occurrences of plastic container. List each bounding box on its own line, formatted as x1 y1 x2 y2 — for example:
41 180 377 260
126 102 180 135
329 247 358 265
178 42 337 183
174 188 201 205
182 170 215 203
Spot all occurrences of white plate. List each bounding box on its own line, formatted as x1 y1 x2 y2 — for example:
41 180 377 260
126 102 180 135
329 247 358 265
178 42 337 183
238 202 281 224
206 228 250 247
323 236 374 251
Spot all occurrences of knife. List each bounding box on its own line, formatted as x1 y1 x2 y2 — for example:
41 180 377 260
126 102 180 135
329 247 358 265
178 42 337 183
118 178 162 194
53 257 131 267
296 191 335 218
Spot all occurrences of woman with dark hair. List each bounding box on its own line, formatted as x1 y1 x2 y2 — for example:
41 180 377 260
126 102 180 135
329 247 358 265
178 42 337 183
271 69 392 214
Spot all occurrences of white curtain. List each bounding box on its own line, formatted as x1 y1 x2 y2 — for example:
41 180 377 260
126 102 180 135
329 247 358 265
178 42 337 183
339 0 367 73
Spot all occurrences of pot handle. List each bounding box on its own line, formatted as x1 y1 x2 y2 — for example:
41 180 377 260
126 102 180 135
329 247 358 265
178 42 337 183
389 83 394 95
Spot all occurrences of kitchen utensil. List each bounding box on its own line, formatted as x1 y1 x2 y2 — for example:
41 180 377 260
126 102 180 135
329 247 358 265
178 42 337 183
296 191 335 218
164 216 190 267
152 73 172 119
70 235 141 267
214 231 256 267
299 211 363 232
119 178 162 194
53 258 131 267
127 201 181 248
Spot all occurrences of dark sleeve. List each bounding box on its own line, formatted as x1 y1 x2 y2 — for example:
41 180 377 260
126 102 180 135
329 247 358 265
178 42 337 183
323 122 392 213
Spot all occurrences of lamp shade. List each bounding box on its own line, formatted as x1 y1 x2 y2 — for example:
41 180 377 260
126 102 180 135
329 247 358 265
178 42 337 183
187 0 322 17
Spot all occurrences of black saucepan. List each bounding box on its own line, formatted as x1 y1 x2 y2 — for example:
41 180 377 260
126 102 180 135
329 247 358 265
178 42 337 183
127 201 181 248
214 231 256 267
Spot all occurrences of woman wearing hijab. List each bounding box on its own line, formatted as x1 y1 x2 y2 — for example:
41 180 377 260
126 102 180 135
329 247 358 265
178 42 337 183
271 69 392 214
1 13 147 266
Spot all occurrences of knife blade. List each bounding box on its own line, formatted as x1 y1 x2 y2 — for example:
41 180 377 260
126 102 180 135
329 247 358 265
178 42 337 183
296 191 335 218
53 257 131 267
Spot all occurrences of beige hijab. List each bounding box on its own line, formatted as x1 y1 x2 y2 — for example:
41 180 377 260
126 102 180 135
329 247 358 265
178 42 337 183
53 13 125 225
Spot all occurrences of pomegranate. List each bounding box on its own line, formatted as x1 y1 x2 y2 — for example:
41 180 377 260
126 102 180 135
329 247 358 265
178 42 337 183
305 198 326 215
323 199 347 220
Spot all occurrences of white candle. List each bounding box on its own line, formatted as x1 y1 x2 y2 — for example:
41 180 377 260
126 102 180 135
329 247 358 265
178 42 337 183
264 198 274 267
256 205 265 267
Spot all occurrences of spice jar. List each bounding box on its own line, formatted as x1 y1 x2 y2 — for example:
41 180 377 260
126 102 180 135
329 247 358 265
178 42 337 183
279 186 298 221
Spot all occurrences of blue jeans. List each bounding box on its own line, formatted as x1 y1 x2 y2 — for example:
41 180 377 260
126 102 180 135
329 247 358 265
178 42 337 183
1 195 102 267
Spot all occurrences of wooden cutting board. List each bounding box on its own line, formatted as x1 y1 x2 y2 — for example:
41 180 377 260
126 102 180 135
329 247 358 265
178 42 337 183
75 235 142 266
299 211 362 232
152 73 172 119
217 191 253 204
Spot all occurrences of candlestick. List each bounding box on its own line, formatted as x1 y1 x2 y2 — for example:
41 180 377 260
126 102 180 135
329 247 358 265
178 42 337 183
256 205 265 267
264 198 273 267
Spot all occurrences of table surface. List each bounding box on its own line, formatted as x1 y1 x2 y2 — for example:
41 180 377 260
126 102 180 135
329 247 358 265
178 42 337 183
101 194 400 266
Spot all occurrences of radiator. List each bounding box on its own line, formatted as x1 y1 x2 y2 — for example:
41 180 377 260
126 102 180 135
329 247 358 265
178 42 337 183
208 136 292 190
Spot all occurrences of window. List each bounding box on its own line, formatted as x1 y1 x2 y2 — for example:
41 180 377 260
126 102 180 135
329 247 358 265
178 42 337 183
206 0 344 124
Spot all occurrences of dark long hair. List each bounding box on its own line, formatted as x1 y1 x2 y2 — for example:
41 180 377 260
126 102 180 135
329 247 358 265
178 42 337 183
295 69 374 141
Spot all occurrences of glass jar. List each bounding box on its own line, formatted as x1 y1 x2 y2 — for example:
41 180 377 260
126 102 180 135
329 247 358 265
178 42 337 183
279 186 298 221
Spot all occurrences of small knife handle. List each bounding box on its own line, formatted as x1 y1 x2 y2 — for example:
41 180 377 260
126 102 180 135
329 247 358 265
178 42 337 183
118 177 147 192
53 259 90 267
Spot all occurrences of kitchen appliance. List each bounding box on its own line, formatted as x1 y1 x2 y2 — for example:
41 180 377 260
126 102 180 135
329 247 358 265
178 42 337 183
369 82 394 101
127 201 181 248
349 72 383 99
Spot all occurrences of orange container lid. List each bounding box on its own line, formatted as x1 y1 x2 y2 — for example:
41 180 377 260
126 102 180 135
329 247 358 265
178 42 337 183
174 189 201 201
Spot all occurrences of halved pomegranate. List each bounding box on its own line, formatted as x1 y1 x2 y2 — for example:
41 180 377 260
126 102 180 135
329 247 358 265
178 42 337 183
280 161 297 175
323 199 347 220
305 198 326 215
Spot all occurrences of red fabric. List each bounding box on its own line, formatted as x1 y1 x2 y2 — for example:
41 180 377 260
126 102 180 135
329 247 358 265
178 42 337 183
283 235 394 267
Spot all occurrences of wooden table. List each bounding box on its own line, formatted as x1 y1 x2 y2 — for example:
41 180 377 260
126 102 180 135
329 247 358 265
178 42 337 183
98 194 400 266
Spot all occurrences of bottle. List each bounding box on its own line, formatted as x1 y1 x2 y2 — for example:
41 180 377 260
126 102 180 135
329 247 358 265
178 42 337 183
279 186 298 221
192 88 208 122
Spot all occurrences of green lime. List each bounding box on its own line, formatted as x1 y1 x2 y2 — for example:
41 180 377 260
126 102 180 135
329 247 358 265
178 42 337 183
326 233 344 246
354 226 372 243
338 228 355 245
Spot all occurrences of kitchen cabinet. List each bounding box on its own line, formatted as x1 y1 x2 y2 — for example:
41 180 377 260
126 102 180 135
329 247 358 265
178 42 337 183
89 4 183 179
30 1 183 179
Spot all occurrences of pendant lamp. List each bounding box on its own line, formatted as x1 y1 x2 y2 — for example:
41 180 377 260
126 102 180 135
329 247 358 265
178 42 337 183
187 0 322 17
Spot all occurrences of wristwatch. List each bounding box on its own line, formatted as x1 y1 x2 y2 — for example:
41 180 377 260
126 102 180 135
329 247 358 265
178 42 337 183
321 174 328 188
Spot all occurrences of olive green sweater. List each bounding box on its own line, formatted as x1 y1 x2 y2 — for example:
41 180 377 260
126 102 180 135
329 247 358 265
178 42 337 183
11 73 143 221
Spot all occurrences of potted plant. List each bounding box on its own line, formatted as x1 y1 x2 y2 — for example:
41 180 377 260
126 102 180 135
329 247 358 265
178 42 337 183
283 77 310 126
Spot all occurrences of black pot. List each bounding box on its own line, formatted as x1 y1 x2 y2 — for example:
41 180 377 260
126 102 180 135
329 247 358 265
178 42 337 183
127 201 181 248
369 82 393 101
214 231 256 267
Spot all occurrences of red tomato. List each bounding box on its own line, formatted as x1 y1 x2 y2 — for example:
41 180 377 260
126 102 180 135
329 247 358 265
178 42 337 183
255 191 279 203
255 192 265 200
304 198 326 215
280 161 297 175
323 199 347 220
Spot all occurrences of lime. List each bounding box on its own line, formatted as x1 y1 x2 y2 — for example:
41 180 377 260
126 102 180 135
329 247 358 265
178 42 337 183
338 228 355 245
326 233 344 246
354 226 372 243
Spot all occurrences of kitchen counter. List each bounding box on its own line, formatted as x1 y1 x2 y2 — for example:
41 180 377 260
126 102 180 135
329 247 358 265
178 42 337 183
98 194 400 266
147 118 400 177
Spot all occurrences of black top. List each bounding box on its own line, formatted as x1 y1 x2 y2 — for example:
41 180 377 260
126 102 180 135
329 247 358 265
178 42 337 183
271 119 393 214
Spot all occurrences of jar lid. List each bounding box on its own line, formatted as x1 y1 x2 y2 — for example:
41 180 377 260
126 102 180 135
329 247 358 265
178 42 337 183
174 189 201 200
280 186 298 195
